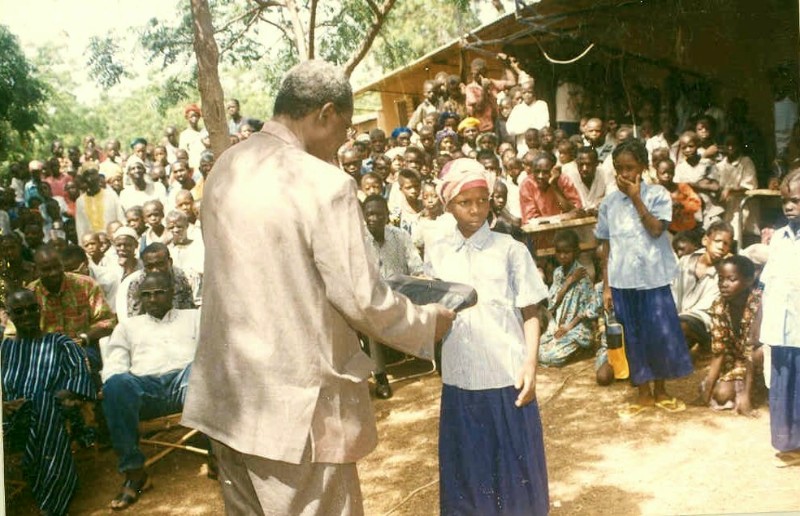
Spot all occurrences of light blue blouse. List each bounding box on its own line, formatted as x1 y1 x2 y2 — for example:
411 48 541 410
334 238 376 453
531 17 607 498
760 224 800 348
424 222 548 390
595 182 678 289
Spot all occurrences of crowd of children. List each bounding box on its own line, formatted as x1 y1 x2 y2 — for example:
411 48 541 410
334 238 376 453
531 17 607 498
3 56 800 514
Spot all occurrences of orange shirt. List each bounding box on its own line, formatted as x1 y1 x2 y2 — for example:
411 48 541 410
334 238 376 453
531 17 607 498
668 183 701 232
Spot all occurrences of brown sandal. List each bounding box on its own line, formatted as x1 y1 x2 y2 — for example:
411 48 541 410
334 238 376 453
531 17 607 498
110 475 152 510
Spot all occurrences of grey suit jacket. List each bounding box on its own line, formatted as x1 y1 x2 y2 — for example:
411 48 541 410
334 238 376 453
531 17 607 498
182 121 436 464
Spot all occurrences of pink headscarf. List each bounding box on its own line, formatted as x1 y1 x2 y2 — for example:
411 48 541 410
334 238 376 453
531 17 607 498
436 158 490 206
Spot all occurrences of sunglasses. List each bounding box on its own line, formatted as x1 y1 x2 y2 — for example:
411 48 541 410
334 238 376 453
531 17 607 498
11 304 40 317
139 289 169 298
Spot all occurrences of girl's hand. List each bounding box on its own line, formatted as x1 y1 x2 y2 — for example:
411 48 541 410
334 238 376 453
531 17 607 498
602 285 613 313
703 144 719 159
568 267 587 285
617 174 641 199
514 357 538 407
735 395 758 418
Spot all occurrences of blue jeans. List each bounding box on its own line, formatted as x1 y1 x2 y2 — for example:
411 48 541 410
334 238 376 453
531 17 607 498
102 366 191 472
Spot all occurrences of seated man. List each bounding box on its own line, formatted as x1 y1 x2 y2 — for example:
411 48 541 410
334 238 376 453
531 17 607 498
102 271 200 510
362 195 424 399
2 288 95 516
519 150 583 224
118 242 195 320
27 245 116 369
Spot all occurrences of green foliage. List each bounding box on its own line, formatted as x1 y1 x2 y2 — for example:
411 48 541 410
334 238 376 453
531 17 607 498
0 25 47 162
87 36 128 89
370 0 480 71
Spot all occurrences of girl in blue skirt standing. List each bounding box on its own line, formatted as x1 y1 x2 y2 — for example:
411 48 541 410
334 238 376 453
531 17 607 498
427 158 549 515
596 139 693 417
761 169 800 466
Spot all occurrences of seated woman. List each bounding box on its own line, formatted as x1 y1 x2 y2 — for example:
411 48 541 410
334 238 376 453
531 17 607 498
2 288 95 515
697 255 761 415
539 230 598 366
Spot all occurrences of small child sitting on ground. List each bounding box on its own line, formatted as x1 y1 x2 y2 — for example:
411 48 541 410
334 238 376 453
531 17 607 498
538 230 598 367
697 255 761 415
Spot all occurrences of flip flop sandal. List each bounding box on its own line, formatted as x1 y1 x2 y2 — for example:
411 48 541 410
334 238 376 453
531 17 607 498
617 403 650 419
110 476 152 511
655 398 686 413
774 450 800 468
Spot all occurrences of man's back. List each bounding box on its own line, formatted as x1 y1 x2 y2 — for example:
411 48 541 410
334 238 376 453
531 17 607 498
183 121 435 465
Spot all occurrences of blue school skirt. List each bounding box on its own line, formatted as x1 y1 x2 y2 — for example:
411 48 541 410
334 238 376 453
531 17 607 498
439 384 549 516
770 346 800 452
611 285 694 386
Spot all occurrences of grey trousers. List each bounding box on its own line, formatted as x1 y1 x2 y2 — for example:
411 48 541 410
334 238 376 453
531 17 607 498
211 439 365 516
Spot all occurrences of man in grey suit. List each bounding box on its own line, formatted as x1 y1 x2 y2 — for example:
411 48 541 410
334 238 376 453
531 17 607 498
182 60 454 515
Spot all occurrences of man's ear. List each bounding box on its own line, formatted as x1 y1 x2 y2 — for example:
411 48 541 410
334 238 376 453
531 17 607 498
318 102 337 123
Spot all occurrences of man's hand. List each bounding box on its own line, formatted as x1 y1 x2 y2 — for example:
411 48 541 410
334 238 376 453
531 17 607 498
3 398 26 417
554 326 568 339
514 357 537 407
433 304 456 342
548 165 562 186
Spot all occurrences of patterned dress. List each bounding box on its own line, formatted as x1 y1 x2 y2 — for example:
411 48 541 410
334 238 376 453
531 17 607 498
2 333 95 515
539 262 598 366
709 290 761 382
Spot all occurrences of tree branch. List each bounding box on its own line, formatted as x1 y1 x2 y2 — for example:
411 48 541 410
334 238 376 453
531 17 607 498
307 0 318 59
252 0 285 8
282 0 308 61
219 9 262 56
215 5 261 35
343 0 398 77
258 14 293 44
363 0 380 17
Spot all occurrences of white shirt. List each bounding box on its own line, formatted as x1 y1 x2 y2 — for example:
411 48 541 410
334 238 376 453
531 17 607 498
674 159 717 185
506 100 550 156
555 81 583 122
424 223 548 390
760 224 800 348
119 182 167 213
564 165 607 211
168 239 205 304
102 308 201 381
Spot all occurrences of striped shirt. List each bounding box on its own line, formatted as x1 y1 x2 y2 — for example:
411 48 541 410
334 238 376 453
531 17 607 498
2 333 95 514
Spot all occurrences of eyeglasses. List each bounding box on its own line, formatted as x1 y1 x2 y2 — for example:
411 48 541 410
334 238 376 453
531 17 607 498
10 304 40 317
139 289 169 298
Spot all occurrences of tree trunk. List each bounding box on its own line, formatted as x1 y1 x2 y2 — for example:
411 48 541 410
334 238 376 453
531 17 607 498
190 0 229 160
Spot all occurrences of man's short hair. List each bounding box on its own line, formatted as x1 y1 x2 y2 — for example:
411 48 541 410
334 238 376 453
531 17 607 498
166 210 189 225
476 149 499 163
273 61 353 120
397 169 421 183
141 242 170 259
140 271 173 290
361 194 388 211
60 244 87 265
369 128 386 140
576 146 598 160
705 220 734 238
403 147 426 161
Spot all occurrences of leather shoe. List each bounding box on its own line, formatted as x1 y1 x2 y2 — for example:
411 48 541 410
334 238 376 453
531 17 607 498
375 382 393 400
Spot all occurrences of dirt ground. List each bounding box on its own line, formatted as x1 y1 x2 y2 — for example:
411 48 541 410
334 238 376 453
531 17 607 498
7 356 800 515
